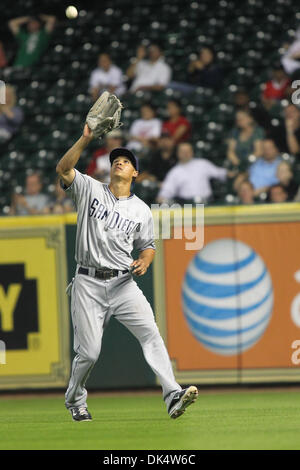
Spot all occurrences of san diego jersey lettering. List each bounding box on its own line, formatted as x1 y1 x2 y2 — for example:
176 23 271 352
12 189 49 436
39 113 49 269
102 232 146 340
64 169 155 270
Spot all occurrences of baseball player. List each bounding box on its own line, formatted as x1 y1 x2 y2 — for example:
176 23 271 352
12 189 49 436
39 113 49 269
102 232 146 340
56 93 198 421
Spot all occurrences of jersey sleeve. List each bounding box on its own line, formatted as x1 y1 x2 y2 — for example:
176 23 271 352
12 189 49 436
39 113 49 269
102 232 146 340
134 207 156 252
62 169 91 206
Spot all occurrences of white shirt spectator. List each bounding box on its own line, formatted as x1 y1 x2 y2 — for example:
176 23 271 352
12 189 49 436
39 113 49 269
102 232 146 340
95 152 111 183
15 194 50 215
127 118 162 151
158 158 227 202
130 58 171 92
89 64 125 97
281 28 300 75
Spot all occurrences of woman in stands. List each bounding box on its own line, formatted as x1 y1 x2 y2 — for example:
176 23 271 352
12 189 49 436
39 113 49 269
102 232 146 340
226 110 264 171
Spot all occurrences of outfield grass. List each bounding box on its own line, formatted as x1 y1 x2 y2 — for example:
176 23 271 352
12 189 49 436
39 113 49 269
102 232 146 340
0 389 299 450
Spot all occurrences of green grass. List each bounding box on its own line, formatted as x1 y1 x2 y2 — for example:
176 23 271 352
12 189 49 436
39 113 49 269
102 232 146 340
0 390 299 450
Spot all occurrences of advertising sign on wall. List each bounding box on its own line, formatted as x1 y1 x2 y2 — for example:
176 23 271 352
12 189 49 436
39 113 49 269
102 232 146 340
0 217 70 389
154 205 300 384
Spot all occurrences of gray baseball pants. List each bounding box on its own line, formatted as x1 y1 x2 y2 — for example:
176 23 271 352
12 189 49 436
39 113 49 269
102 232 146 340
65 268 181 411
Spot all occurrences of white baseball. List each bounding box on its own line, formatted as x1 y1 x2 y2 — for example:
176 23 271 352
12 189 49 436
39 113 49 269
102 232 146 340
66 6 78 19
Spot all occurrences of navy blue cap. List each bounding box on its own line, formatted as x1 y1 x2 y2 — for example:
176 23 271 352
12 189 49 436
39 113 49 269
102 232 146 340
109 148 139 171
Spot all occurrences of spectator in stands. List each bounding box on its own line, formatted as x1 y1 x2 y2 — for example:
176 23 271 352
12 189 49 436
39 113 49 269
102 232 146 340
236 180 255 205
261 65 291 111
0 84 23 143
8 15 56 67
168 46 222 94
283 104 300 156
281 27 300 78
127 103 162 152
9 172 50 215
233 88 272 131
276 161 299 201
89 53 125 101
268 104 300 154
0 41 7 68
188 46 223 90
137 130 177 183
86 129 123 182
226 110 264 170
157 142 232 203
127 43 171 93
268 184 289 203
162 99 192 144
49 177 75 214
248 139 282 197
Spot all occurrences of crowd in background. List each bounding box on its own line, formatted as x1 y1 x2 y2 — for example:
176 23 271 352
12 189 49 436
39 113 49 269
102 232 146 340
1 13 300 215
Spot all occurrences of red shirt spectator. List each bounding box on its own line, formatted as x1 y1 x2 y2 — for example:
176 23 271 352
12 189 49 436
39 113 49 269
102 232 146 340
263 79 290 100
87 147 108 176
262 66 290 111
162 99 192 144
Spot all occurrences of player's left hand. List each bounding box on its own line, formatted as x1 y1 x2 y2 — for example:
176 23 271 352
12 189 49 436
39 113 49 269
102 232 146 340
130 259 149 276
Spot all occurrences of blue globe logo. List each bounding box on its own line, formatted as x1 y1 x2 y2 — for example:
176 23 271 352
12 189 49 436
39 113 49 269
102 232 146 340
182 238 273 356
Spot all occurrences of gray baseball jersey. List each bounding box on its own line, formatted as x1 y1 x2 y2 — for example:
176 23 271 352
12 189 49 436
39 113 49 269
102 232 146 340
64 169 155 270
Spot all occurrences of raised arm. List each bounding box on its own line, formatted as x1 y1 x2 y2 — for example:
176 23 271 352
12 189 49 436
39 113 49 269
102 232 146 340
56 124 93 187
126 45 146 79
226 138 240 166
285 118 300 155
8 16 30 35
39 14 56 33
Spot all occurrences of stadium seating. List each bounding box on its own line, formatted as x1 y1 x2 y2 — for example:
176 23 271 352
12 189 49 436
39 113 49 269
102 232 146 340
0 0 298 212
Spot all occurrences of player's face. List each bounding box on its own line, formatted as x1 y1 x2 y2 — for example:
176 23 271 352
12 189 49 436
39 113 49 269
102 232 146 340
111 157 138 182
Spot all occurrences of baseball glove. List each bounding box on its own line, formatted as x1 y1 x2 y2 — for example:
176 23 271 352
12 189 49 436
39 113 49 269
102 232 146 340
86 91 123 139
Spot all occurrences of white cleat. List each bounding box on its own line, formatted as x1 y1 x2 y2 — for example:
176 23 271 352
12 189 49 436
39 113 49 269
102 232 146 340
168 385 199 419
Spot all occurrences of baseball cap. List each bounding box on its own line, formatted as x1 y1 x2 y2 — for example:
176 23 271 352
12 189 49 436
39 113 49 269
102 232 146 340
109 147 139 171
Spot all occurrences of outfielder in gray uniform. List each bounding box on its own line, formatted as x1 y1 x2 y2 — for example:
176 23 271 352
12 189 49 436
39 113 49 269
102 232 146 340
56 122 198 421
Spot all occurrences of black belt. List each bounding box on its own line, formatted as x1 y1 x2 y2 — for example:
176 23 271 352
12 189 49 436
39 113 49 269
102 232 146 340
78 266 129 280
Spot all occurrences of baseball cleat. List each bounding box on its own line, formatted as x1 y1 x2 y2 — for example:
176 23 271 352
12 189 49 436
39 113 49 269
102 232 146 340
168 386 198 419
70 406 92 422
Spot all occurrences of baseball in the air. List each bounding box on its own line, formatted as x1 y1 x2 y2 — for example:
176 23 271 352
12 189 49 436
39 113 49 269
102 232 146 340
65 6 78 19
